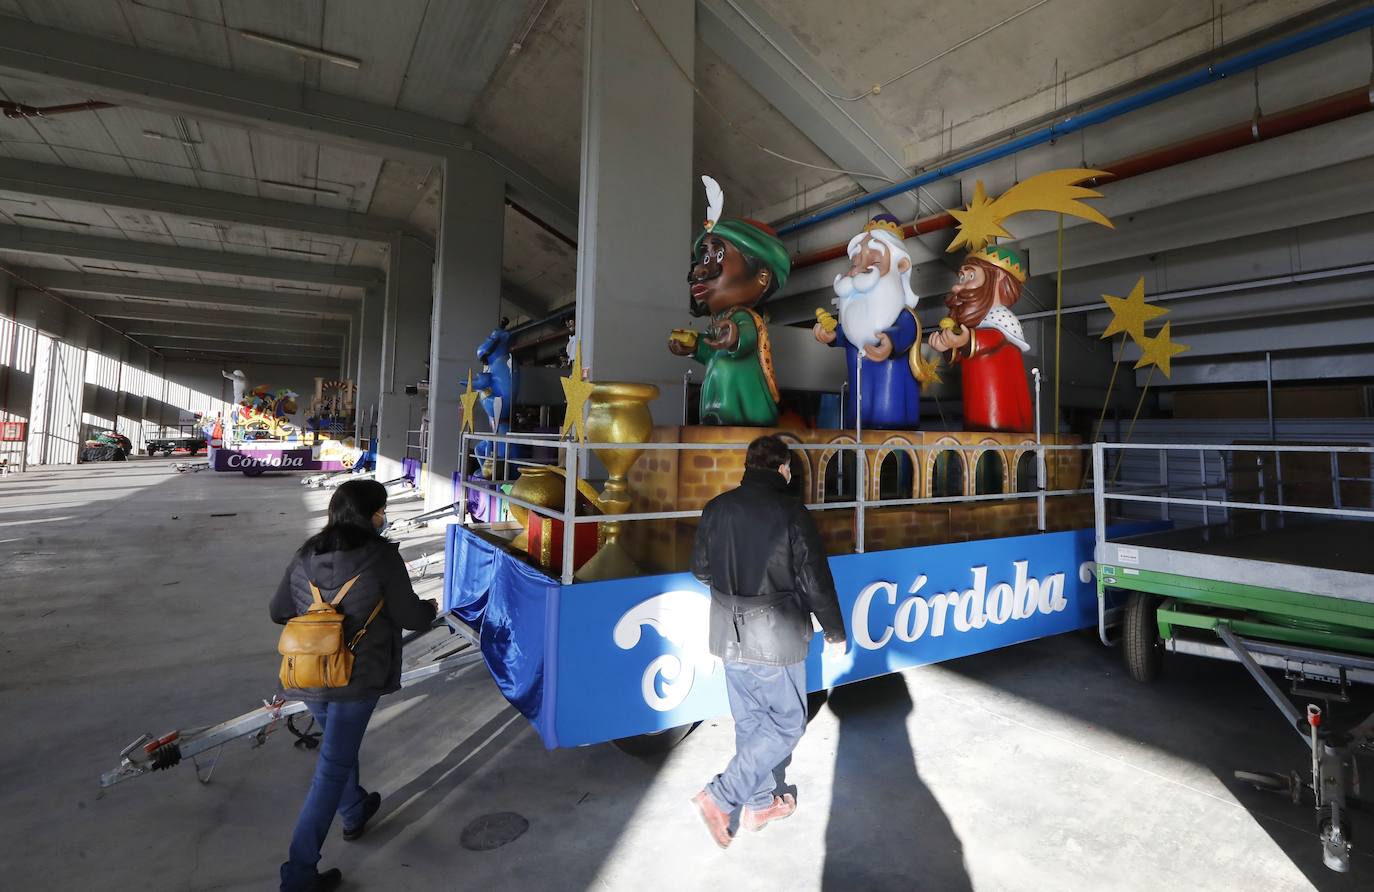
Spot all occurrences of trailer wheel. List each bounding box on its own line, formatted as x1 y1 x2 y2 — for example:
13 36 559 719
1123 591 1164 682
611 722 698 758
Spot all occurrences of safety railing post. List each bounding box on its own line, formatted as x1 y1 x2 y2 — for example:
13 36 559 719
1331 451 1342 509
1093 444 1107 559
1199 449 1210 526
457 433 469 525
1033 368 1045 531
853 351 865 553
1158 449 1169 522
1275 450 1286 526
855 442 866 553
561 440 579 585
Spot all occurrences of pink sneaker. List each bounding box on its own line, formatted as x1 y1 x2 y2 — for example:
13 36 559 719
691 790 734 849
741 793 796 832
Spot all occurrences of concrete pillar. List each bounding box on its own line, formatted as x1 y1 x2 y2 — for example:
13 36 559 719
575 0 695 424
375 234 434 480
355 285 384 443
0 274 15 421
426 155 506 511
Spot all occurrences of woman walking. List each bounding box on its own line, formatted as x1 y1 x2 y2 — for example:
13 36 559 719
270 479 438 891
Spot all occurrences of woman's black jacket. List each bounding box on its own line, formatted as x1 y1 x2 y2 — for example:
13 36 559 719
270 538 437 701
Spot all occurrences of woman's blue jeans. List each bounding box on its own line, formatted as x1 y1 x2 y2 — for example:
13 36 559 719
280 697 379 891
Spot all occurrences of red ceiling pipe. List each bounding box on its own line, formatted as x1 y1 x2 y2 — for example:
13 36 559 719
0 100 115 119
790 85 1374 272
790 212 956 269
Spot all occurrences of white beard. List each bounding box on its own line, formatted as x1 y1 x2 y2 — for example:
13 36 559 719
833 269 908 350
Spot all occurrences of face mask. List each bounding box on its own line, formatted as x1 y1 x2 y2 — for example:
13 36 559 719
375 512 389 534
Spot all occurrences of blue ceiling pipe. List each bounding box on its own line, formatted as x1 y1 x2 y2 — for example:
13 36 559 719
777 5 1374 237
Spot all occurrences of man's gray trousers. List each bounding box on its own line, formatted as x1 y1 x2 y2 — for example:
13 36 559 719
706 660 807 812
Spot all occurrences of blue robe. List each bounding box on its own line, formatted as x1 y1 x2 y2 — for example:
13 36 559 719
829 311 921 430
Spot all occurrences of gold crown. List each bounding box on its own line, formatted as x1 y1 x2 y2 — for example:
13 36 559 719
863 217 905 239
970 245 1028 283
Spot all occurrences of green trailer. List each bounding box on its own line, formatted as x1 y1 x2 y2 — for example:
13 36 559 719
1093 443 1374 873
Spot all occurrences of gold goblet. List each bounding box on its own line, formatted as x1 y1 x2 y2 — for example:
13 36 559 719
507 464 601 555
576 381 660 580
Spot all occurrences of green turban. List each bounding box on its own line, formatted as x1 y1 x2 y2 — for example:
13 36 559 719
695 218 790 292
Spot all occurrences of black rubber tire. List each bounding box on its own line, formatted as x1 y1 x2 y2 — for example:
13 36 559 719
1234 770 1289 794
610 722 698 758
242 465 266 477
1123 591 1164 682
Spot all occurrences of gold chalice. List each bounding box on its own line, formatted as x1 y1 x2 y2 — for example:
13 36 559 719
575 381 660 580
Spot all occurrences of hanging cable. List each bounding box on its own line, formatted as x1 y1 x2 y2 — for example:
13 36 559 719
0 262 163 355
831 0 1054 101
626 0 899 186
712 0 944 211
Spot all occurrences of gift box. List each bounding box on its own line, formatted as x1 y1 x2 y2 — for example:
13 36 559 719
529 507 600 574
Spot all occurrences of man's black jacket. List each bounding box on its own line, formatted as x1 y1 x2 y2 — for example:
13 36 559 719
691 468 847 666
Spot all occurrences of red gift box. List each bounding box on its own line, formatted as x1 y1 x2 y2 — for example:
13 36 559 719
529 508 600 574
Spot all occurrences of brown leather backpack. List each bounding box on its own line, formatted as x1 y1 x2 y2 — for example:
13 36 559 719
277 575 384 690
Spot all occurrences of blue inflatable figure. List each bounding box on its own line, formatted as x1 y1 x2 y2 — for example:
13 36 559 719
468 319 526 478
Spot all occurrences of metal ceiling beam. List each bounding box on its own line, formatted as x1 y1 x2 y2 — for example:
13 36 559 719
69 299 349 332
158 346 338 364
0 157 418 244
0 15 578 241
698 0 929 232
0 226 384 287
1118 310 1374 364
147 334 341 355
116 320 343 343
15 268 355 317
1151 350 1374 386
140 329 339 351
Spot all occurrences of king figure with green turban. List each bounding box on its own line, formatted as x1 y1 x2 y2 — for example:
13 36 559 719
669 176 791 427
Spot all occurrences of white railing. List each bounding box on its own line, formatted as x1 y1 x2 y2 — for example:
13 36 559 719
1092 441 1374 556
459 432 1095 584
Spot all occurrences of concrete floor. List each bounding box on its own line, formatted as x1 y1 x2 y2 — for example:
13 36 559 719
1 461 1371 891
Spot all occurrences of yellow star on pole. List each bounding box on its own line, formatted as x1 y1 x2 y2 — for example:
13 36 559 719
1133 321 1189 378
1101 276 1167 343
560 341 595 442
458 369 480 435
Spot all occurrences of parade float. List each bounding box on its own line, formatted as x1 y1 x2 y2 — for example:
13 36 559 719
443 170 1165 752
208 376 364 476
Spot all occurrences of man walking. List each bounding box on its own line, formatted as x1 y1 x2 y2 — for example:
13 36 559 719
690 434 848 848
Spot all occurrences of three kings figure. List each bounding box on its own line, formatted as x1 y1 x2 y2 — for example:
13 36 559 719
670 178 790 427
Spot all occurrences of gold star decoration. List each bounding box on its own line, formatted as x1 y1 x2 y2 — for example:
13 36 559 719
1133 321 1190 378
1101 277 1167 344
946 168 1114 253
559 341 595 442
458 369 480 435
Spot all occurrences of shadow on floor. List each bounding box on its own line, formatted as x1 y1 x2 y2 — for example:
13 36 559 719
939 631 1373 889
822 673 972 892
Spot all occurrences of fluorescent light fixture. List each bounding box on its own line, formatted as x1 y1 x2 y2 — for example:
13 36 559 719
237 30 362 69
142 130 201 146
261 178 340 198
271 245 330 258
13 213 89 227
